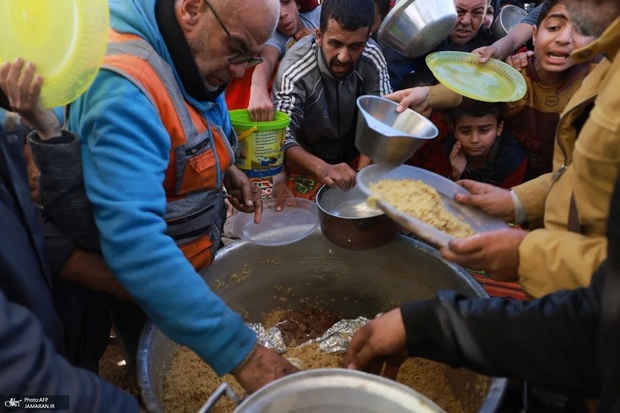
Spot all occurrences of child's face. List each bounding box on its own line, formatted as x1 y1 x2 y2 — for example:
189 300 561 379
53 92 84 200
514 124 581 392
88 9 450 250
277 0 301 37
532 4 595 74
453 114 503 160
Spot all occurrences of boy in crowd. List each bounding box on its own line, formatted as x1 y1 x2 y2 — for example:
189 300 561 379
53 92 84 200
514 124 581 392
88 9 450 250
412 102 527 188
227 0 321 121
503 0 596 179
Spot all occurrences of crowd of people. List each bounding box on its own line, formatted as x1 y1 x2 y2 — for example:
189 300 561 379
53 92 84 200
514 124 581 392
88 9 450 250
1 0 619 411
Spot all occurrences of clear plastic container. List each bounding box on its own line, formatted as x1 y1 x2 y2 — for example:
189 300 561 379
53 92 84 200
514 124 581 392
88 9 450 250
231 198 319 246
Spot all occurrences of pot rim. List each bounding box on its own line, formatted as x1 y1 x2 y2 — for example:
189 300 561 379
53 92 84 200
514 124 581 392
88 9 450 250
315 184 385 220
234 368 446 412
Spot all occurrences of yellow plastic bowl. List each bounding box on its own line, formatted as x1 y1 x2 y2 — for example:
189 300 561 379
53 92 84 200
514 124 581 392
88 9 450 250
0 0 109 108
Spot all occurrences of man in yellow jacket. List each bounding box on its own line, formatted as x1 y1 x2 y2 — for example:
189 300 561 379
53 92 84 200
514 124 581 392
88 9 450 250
438 0 620 298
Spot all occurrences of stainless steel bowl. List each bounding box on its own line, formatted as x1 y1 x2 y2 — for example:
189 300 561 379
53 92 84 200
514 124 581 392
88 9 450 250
377 0 458 58
316 184 399 250
138 233 507 413
491 5 528 40
356 95 438 166
232 369 445 412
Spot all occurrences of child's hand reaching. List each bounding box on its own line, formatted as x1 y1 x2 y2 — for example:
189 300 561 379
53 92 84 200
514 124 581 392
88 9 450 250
449 141 467 181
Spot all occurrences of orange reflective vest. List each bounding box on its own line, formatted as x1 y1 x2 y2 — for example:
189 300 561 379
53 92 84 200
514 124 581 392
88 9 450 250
101 30 235 269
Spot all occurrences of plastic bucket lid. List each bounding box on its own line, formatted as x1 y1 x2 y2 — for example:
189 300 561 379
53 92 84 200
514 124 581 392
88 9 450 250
229 110 290 131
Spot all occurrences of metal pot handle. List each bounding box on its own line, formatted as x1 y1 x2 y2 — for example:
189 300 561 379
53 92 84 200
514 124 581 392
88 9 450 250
197 383 244 413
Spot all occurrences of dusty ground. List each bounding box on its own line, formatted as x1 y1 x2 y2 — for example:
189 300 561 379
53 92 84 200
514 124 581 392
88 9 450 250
99 336 140 398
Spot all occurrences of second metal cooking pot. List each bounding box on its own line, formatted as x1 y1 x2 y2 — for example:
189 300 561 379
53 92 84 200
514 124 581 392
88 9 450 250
202 369 446 413
377 0 458 58
316 184 399 250
491 5 528 40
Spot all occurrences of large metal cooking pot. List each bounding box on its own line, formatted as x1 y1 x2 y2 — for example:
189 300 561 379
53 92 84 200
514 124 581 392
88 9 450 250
378 0 458 58
316 184 399 250
138 232 507 412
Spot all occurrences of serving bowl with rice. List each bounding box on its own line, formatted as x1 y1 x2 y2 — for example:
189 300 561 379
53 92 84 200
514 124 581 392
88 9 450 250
357 165 508 247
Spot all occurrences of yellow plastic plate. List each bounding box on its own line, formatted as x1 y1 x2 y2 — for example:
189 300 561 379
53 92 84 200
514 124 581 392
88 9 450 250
426 51 527 103
0 0 109 108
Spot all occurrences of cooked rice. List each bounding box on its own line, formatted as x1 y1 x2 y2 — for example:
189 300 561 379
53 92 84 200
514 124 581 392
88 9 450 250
369 179 475 239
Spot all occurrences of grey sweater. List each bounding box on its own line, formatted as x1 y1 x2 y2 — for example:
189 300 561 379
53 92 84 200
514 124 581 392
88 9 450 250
273 34 392 164
28 131 99 251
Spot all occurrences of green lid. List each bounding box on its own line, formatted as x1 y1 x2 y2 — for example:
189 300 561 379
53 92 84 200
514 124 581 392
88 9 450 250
229 109 291 131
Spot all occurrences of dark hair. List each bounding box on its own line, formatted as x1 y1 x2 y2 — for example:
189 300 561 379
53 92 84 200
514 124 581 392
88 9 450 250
373 0 391 20
536 0 562 26
320 0 375 33
449 101 503 125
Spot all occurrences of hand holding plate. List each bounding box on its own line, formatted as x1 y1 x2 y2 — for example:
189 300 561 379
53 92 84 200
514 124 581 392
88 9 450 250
382 87 430 113
453 180 516 223
440 227 528 282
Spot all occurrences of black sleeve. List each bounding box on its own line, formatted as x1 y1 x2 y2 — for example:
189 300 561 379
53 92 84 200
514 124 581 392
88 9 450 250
598 174 620 411
0 290 139 413
401 266 603 397
28 131 100 251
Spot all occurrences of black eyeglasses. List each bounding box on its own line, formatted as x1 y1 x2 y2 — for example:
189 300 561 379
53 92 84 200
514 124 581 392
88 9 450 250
203 0 263 68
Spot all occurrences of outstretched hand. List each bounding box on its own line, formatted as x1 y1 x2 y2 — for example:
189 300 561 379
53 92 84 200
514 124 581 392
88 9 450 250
473 45 502 63
344 308 408 379
233 344 299 394
0 58 60 139
383 87 430 113
319 162 357 191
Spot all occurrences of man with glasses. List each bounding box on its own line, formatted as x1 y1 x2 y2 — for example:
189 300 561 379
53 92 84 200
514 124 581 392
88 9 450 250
55 0 298 392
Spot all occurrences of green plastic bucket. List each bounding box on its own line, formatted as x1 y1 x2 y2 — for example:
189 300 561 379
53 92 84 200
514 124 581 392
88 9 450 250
229 110 291 178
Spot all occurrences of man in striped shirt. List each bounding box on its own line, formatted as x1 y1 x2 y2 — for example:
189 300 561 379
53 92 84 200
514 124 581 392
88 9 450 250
273 0 392 191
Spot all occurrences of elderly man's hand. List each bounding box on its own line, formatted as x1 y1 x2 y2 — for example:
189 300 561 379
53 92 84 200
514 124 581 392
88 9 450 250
319 163 357 191
232 344 299 393
383 87 430 113
440 228 528 282
0 58 60 139
344 308 408 379
224 165 263 223
454 180 516 223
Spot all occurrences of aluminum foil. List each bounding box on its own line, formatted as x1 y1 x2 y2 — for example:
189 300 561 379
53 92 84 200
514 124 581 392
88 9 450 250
248 315 377 354
247 323 287 354
305 316 370 353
